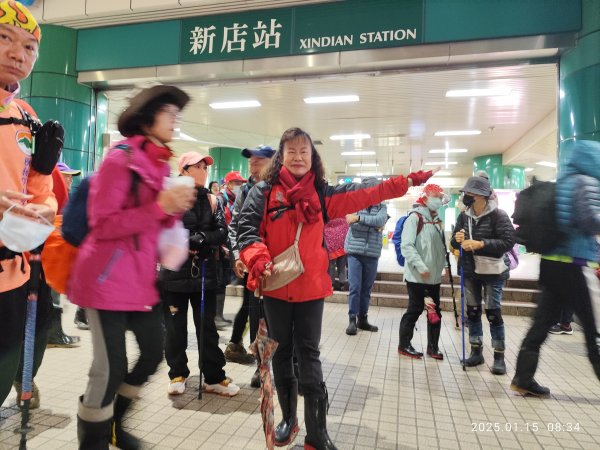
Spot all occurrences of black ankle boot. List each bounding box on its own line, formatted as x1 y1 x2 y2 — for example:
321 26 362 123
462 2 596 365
463 344 485 367
398 344 423 359
112 395 140 450
77 415 110 450
426 323 443 360
304 383 337 450
357 314 378 332
511 349 550 397
345 317 357 335
47 307 80 348
490 350 506 375
274 381 299 446
74 307 89 330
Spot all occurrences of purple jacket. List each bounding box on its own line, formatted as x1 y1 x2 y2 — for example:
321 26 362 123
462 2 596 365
69 136 174 311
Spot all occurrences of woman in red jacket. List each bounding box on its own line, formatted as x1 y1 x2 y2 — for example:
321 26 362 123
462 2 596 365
237 127 434 450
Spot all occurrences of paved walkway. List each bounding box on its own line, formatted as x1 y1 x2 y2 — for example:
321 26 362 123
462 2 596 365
1 295 599 450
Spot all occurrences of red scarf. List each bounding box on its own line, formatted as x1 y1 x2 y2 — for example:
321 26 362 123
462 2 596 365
278 167 321 224
144 139 173 166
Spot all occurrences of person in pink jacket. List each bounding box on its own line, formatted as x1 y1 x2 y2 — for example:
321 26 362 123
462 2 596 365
69 86 196 449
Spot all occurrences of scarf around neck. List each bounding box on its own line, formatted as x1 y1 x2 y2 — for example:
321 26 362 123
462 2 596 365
278 166 321 224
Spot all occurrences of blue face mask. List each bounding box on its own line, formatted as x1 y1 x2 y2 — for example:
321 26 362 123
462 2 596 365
427 197 442 211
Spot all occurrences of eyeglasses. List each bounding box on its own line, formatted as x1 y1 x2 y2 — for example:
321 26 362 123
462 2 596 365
159 107 181 121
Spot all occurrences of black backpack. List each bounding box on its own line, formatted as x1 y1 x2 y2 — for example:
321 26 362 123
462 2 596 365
512 179 566 254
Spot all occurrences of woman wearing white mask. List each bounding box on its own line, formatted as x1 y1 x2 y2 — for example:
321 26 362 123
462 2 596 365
398 184 449 360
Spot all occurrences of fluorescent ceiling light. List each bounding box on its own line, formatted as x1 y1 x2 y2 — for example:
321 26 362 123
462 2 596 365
330 133 371 140
304 95 359 104
178 132 198 142
536 161 557 168
357 172 383 177
348 163 379 167
432 170 452 176
424 161 458 166
340 151 376 156
429 148 468 153
524 167 534 172
434 130 481 136
446 88 511 97
209 100 261 109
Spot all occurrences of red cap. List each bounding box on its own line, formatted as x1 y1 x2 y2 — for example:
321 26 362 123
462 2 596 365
224 171 247 183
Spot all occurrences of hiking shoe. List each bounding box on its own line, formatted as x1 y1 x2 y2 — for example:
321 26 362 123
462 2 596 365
14 381 40 409
203 378 240 397
510 379 550 398
398 344 423 359
74 308 89 330
167 377 186 395
224 342 255 365
549 323 573 335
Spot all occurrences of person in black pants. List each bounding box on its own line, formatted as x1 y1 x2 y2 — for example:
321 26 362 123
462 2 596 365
160 151 240 397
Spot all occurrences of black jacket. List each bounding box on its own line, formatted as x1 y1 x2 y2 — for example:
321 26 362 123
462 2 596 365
451 204 515 280
159 187 227 292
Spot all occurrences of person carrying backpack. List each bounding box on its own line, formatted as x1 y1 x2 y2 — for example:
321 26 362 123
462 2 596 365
68 85 196 449
511 140 600 397
451 175 515 376
398 184 448 360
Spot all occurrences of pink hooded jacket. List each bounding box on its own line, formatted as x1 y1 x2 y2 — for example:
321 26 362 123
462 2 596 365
69 135 174 311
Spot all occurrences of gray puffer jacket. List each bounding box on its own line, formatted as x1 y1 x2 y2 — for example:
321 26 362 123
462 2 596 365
344 202 388 258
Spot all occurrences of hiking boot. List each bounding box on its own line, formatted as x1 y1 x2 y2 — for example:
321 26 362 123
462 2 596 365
357 314 378 332
510 379 550 397
167 377 186 395
549 323 573 335
462 344 485 367
14 381 40 409
250 368 260 388
203 378 240 397
345 317 357 335
224 342 256 365
47 328 80 348
398 344 423 359
427 347 444 360
74 307 89 330
490 350 506 375
427 323 443 360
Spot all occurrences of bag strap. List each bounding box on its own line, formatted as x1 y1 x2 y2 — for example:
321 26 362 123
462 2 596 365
293 222 303 246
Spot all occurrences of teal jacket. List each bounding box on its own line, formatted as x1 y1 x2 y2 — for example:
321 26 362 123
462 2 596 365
400 205 446 285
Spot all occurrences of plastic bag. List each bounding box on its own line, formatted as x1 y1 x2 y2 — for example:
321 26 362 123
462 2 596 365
158 220 189 271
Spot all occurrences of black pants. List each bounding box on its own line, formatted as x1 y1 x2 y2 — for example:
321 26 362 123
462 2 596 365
81 305 164 414
230 274 261 344
515 259 600 381
1 276 52 406
162 289 226 385
399 282 441 347
263 296 324 396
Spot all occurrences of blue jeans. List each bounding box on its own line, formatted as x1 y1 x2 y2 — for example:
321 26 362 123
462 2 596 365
347 254 379 317
464 278 505 348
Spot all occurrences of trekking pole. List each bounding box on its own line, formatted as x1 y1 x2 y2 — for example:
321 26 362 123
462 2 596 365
198 258 207 400
15 247 43 449
445 252 460 329
459 247 466 371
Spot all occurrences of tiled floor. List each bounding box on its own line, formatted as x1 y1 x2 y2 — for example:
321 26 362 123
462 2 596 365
2 289 600 450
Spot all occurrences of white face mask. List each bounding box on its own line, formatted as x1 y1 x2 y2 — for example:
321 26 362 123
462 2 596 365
0 206 55 252
232 186 242 197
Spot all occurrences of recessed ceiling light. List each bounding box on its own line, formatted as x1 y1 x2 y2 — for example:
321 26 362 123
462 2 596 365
429 149 468 153
424 161 458 166
304 95 359 104
434 130 481 136
433 170 452 176
446 88 512 97
340 151 376 156
330 133 371 140
209 100 261 109
524 167 534 172
348 163 379 167
536 161 557 168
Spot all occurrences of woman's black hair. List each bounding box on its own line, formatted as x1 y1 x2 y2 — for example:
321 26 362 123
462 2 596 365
264 127 326 188
208 181 219 191
126 93 180 137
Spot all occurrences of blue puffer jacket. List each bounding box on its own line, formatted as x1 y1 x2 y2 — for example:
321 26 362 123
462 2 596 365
551 140 600 262
344 202 388 258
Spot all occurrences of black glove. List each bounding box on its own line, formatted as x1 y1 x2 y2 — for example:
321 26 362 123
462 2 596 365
31 120 64 175
189 232 206 251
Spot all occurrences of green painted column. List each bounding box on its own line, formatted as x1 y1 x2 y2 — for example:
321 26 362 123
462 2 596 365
209 147 248 183
473 154 504 189
503 165 525 190
19 25 103 176
559 0 600 167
